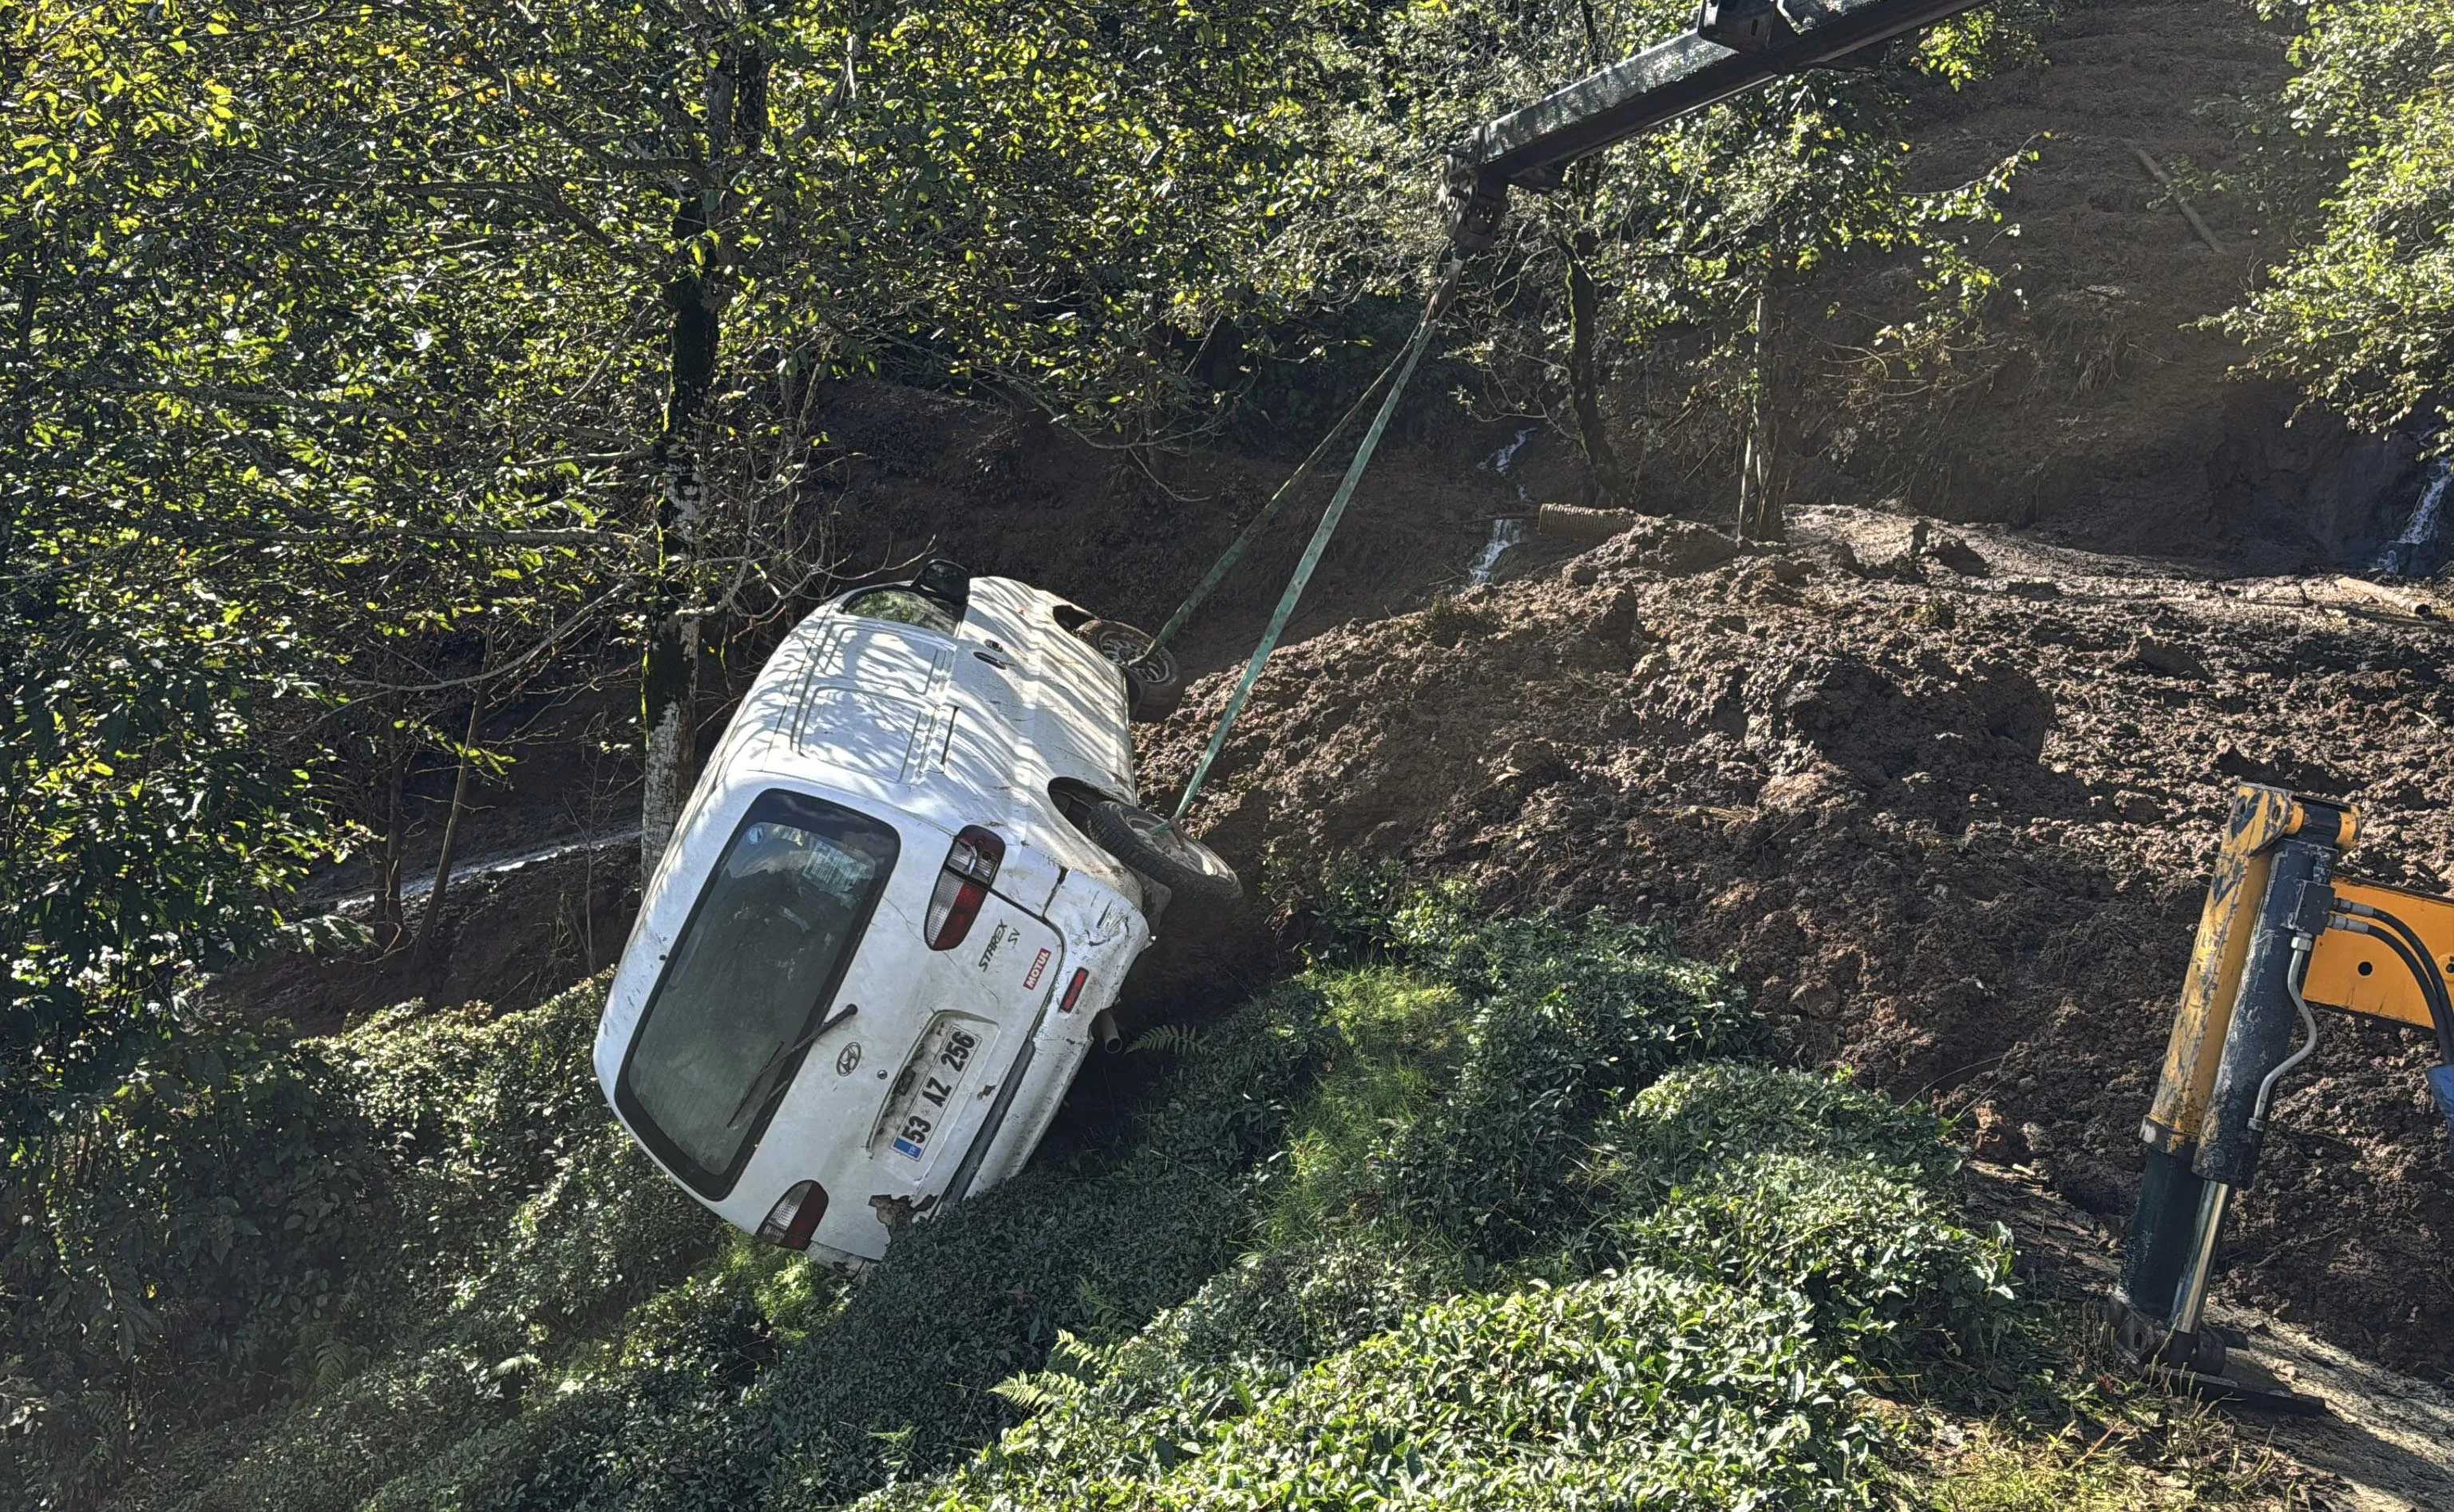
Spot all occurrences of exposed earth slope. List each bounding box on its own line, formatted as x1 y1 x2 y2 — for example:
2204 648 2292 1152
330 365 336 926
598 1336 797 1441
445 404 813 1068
1144 505 2454 1372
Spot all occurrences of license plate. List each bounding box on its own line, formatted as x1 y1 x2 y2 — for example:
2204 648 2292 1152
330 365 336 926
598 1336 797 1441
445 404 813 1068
877 1015 994 1163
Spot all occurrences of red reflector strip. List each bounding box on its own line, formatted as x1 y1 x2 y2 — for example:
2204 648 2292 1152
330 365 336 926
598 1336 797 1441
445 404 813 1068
782 1182 827 1250
1057 968 1090 1013
758 1180 829 1252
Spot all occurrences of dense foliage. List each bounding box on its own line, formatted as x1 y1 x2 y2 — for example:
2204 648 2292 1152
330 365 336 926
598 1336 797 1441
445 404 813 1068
2224 1 2454 437
7 895 2020 1510
0 0 1368 1102
0 0 2052 1108
0 980 715 1503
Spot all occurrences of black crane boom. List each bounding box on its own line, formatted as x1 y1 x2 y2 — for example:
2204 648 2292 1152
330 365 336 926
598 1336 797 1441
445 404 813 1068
1445 0 1993 249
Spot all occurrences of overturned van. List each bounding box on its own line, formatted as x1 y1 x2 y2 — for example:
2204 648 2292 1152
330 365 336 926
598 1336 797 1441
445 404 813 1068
593 564 1237 1266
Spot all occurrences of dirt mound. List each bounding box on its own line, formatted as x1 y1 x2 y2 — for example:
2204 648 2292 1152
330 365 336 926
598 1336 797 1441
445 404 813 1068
1145 506 2454 1373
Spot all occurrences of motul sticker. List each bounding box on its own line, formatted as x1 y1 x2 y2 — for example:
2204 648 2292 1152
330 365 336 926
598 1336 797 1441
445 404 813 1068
1023 948 1051 989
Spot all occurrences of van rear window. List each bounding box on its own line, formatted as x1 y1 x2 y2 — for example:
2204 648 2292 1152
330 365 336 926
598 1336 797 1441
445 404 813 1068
616 790 900 1197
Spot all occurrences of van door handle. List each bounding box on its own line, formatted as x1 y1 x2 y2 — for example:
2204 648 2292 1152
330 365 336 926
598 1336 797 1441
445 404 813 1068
972 650 1012 670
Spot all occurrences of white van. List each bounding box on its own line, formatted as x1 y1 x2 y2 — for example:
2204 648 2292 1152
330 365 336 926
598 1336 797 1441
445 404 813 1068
592 564 1237 1266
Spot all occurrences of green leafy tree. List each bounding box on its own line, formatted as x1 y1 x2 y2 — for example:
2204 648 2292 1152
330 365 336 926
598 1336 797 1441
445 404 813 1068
2 0 1372 1103
2224 0 2454 439
1324 0 2032 536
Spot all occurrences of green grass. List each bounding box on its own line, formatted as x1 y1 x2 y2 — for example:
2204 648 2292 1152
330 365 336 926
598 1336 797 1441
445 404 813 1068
1259 967 1461 1247
5 883 2306 1511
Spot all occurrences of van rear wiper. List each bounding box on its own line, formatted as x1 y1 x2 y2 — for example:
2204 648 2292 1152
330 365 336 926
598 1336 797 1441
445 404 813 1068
728 1002 858 1129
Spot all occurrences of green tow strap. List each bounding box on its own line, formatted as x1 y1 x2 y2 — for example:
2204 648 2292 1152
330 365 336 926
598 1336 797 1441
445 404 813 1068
1137 338 1412 662
1170 259 1462 824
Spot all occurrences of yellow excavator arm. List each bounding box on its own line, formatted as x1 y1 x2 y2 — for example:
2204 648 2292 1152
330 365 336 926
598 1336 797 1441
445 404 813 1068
2306 877 2454 1030
2108 784 2454 1408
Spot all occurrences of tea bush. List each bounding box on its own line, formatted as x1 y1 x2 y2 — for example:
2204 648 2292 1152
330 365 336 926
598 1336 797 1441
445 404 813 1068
850 917 2010 1512
2 980 715 1509
888 1269 1865 1512
32 894 2015 1512
1376 888 1763 1257
1580 1063 2017 1371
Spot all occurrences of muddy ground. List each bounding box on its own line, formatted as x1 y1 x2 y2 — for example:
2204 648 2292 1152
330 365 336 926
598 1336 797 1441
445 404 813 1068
1140 506 2454 1378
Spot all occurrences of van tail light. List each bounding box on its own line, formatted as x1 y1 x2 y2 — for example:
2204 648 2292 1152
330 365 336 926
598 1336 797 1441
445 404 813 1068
924 826 1005 950
1057 968 1090 1013
757 1180 829 1251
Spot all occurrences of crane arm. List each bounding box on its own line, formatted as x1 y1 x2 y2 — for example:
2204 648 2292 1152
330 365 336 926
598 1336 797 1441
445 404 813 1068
1445 0 1996 250
2305 877 2454 1031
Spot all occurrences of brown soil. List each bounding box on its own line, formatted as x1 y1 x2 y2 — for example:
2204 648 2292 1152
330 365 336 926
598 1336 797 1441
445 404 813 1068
1142 508 2454 1375
805 377 1512 680
232 841 639 1033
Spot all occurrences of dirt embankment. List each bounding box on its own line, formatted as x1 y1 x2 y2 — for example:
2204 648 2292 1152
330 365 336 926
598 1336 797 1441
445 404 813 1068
1145 509 2454 1373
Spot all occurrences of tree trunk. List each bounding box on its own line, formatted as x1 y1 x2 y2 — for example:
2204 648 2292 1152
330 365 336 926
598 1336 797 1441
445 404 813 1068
640 38 766 881
639 586 699 875
412 689 485 962
370 754 407 952
638 215 718 882
639 283 709 879
1736 256 1787 544
1564 229 1628 509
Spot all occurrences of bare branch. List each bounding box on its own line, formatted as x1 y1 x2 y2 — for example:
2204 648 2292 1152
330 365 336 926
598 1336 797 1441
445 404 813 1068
233 526 641 548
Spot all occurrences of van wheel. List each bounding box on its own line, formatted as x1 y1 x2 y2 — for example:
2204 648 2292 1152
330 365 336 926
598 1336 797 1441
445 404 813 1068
1081 801 1241 916
1075 619 1184 722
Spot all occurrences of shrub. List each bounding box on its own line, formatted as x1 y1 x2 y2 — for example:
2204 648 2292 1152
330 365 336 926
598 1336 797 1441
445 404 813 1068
849 907 2010 1512
34 893 2018 1512
1576 1063 2015 1369
142 975 1336 1512
872 1267 1869 1512
1 1026 385 1497
2 980 717 1512
1379 893 1760 1256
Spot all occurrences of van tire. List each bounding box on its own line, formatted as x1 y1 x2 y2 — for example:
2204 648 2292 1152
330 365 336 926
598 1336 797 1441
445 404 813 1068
1081 801 1241 915
1075 619 1184 722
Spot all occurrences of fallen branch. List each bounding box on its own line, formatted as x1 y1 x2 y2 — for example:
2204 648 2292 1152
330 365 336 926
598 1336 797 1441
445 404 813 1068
1536 502 1638 545
2333 573 2444 621
2128 144 2225 255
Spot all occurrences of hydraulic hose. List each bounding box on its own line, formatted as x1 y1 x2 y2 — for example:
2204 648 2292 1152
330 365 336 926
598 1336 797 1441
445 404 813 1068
2360 903 2454 1044
2250 936 2322 1138
2333 912 2454 1064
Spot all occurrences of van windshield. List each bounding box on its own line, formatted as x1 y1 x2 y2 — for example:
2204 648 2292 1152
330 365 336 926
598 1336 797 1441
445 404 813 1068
617 790 900 1196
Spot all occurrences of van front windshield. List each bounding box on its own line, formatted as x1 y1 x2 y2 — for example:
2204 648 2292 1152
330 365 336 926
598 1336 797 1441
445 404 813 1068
618 790 900 1195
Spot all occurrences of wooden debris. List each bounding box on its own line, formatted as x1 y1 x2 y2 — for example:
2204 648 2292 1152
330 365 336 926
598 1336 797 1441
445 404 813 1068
1536 502 1641 545
2332 574 2444 620
2129 144 2225 255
